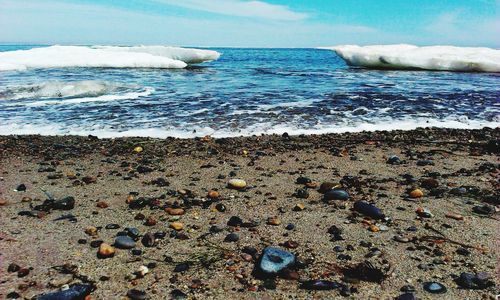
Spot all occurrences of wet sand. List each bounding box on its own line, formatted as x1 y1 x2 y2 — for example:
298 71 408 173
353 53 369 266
0 127 498 299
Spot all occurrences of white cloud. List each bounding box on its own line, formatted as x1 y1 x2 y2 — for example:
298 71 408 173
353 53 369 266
155 0 308 21
424 10 500 47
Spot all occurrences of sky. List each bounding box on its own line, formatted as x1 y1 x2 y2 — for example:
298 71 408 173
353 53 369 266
0 0 499 47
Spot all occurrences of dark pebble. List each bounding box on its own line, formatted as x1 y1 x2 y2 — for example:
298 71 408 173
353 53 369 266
142 233 156 247
224 233 239 242
324 189 349 201
90 240 103 248
126 289 148 300
227 216 243 227
114 236 136 249
174 262 190 272
215 203 226 212
105 224 120 229
16 184 26 191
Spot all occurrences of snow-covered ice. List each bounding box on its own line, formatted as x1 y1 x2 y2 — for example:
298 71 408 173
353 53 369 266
0 45 220 71
323 44 500 72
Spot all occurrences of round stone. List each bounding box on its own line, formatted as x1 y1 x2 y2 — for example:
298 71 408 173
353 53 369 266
114 236 136 249
319 182 338 193
224 233 239 242
169 222 184 231
228 179 247 190
165 208 185 216
324 189 349 201
387 155 401 165
423 282 447 294
127 289 148 300
409 189 424 198
98 243 115 258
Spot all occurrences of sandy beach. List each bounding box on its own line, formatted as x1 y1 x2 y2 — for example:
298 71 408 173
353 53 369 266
0 127 498 299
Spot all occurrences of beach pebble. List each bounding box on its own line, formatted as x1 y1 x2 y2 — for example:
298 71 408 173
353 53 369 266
353 201 385 219
267 217 281 226
85 226 98 236
0 199 7 206
215 203 226 212
294 188 309 199
258 247 296 275
228 179 246 190
141 233 156 247
36 284 93 300
126 227 141 238
409 189 424 198
53 196 75 210
293 203 305 211
224 233 239 242
127 289 148 300
416 207 433 218
387 155 402 165
421 178 439 189
98 243 115 258
324 189 349 201
296 176 312 184
15 184 26 191
423 282 447 294
170 222 184 231
394 235 410 243
319 182 337 193
227 216 243 227
114 236 136 249
456 272 494 289
133 146 143 153
165 208 185 216
300 280 340 290
207 190 220 199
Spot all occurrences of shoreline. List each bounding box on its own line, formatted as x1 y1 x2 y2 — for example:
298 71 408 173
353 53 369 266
0 127 498 299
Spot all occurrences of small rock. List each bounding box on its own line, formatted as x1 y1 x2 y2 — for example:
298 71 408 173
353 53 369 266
318 182 337 193
165 208 185 216
455 272 494 290
96 201 109 209
296 176 312 184
293 203 305 211
227 216 243 227
98 243 115 258
0 199 7 206
207 190 220 199
409 189 424 198
170 222 184 231
294 188 309 199
133 146 143 153
85 226 98 236
36 284 93 300
127 289 148 300
15 184 26 192
423 282 447 294
300 280 340 290
141 233 156 247
324 189 349 201
257 247 296 276
114 236 136 249
387 155 402 165
215 203 226 212
228 179 247 190
53 197 75 210
224 233 239 242
267 217 281 226
353 201 385 219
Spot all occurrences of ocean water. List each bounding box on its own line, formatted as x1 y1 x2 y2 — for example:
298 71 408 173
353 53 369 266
0 45 499 138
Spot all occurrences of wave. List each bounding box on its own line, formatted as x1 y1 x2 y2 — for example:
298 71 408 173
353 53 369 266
0 45 220 71
0 117 497 139
322 44 500 72
0 80 154 106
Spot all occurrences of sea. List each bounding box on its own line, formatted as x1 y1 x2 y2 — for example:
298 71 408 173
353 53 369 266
0 45 499 138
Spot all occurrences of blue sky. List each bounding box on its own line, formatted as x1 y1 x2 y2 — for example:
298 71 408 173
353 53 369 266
1 0 499 47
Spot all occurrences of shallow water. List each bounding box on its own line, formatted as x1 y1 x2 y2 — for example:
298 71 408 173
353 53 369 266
0 45 498 138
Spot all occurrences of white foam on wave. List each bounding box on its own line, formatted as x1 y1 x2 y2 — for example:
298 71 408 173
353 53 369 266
0 45 221 71
0 80 154 106
0 117 497 139
322 44 500 72
1 80 117 100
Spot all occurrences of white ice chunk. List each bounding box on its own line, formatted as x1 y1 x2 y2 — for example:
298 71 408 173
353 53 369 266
94 45 221 64
322 44 500 72
0 45 221 71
